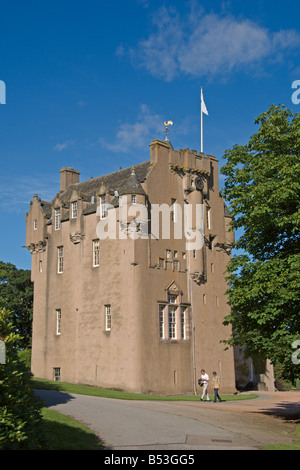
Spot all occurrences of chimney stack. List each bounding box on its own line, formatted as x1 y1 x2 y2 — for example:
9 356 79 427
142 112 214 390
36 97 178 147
60 167 80 191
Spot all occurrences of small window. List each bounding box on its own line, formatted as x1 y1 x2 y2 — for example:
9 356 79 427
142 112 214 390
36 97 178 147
166 249 172 259
56 309 61 335
55 208 61 230
39 260 43 273
71 201 78 219
34 219 38 230
105 305 111 331
57 246 63 273
207 207 211 230
171 198 176 222
93 239 100 267
159 304 165 339
168 295 177 304
131 195 136 204
173 260 179 270
53 367 61 382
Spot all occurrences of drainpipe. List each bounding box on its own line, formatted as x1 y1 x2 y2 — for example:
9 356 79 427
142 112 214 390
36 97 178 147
187 248 197 396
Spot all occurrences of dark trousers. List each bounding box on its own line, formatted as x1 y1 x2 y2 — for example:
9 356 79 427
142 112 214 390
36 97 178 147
214 388 222 402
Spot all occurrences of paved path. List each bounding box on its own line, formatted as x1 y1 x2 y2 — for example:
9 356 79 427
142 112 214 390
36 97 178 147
36 390 300 450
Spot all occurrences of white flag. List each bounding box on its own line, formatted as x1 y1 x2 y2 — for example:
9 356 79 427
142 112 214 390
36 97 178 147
201 88 208 115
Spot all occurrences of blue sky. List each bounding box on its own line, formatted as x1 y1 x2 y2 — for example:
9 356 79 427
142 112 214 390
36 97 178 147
1 0 300 270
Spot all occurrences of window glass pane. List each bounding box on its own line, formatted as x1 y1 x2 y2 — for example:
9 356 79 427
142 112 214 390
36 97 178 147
55 208 61 230
159 305 165 339
105 305 111 331
72 201 77 218
93 240 100 266
168 306 177 339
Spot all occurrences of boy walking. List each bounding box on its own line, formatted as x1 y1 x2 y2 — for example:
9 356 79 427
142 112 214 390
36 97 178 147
212 371 222 402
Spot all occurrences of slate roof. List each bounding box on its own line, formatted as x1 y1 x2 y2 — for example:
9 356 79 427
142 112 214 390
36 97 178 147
40 161 152 220
58 160 151 204
39 201 52 219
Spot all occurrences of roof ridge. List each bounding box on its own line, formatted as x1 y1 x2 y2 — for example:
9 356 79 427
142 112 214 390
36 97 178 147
70 160 150 187
55 160 151 204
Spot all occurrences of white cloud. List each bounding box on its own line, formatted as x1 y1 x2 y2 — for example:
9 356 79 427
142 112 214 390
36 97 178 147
99 104 199 154
128 6 300 81
0 174 58 213
53 140 74 152
99 104 164 152
136 0 150 7
130 6 182 82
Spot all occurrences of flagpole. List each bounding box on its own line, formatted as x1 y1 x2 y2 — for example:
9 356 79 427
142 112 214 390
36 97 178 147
200 86 208 153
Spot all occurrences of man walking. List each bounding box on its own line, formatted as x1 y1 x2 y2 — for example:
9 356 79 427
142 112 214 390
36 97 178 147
200 369 210 401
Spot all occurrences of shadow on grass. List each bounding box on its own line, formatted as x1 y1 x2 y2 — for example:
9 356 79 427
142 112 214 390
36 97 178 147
257 401 300 450
256 402 300 423
35 389 75 407
42 408 104 450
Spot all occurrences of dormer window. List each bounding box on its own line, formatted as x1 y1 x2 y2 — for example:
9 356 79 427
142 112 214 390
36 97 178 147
100 195 106 219
168 295 177 304
55 208 61 230
71 201 78 219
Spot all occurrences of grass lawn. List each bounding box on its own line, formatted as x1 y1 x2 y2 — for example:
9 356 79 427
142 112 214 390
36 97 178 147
262 424 300 451
32 377 258 401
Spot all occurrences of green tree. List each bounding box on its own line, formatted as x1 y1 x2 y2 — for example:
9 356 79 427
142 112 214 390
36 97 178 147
0 307 46 449
0 261 33 349
221 105 300 383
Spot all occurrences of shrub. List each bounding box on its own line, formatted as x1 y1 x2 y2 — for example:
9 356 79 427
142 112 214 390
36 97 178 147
0 307 47 449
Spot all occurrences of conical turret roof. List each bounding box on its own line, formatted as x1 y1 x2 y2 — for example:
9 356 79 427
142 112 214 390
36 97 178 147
118 166 147 196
